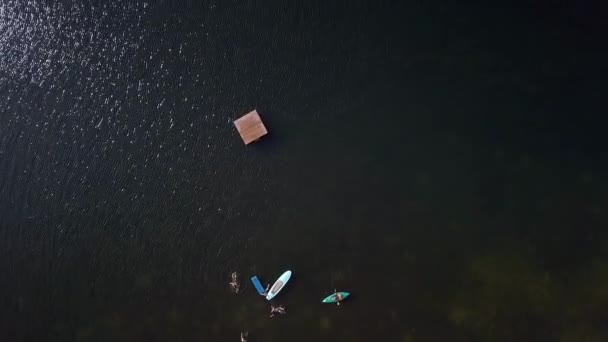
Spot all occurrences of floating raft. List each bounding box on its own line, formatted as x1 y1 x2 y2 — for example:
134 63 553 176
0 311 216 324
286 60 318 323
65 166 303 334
233 109 268 145
251 276 266 295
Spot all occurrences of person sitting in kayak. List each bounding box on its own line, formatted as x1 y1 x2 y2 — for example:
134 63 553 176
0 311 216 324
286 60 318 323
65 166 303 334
335 290 343 306
270 305 286 317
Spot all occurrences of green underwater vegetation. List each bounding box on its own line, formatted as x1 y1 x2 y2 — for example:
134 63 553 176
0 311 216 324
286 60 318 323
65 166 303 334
447 253 608 341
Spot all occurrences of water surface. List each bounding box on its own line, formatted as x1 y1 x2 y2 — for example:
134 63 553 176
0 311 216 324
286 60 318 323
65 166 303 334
1 1 607 341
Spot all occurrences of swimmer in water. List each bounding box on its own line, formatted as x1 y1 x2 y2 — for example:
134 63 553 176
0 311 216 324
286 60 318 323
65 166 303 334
270 305 286 317
261 283 270 296
240 331 248 342
229 272 240 293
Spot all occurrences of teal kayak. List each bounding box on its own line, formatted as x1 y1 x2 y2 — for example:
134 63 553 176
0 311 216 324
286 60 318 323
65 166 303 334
322 292 350 303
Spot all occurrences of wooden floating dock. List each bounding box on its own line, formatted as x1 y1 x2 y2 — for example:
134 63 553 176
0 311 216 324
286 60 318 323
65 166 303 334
233 109 268 145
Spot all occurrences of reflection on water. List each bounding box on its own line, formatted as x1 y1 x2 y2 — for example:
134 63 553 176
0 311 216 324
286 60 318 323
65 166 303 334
1 1 607 341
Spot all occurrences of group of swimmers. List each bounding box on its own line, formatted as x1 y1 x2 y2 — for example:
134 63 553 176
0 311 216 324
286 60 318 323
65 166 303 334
238 304 286 342
230 271 344 341
230 272 288 316
230 272 288 341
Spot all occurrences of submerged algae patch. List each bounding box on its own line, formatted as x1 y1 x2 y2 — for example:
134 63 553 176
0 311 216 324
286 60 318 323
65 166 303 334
447 253 558 339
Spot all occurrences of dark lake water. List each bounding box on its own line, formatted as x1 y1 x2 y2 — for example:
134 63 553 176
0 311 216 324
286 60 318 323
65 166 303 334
1 1 607 341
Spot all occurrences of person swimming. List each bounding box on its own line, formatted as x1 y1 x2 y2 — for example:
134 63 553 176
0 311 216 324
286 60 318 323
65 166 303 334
262 283 270 296
270 305 286 317
229 272 240 293
240 331 248 342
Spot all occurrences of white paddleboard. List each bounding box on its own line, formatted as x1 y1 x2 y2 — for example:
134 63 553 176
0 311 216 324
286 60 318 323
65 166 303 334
266 270 292 300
